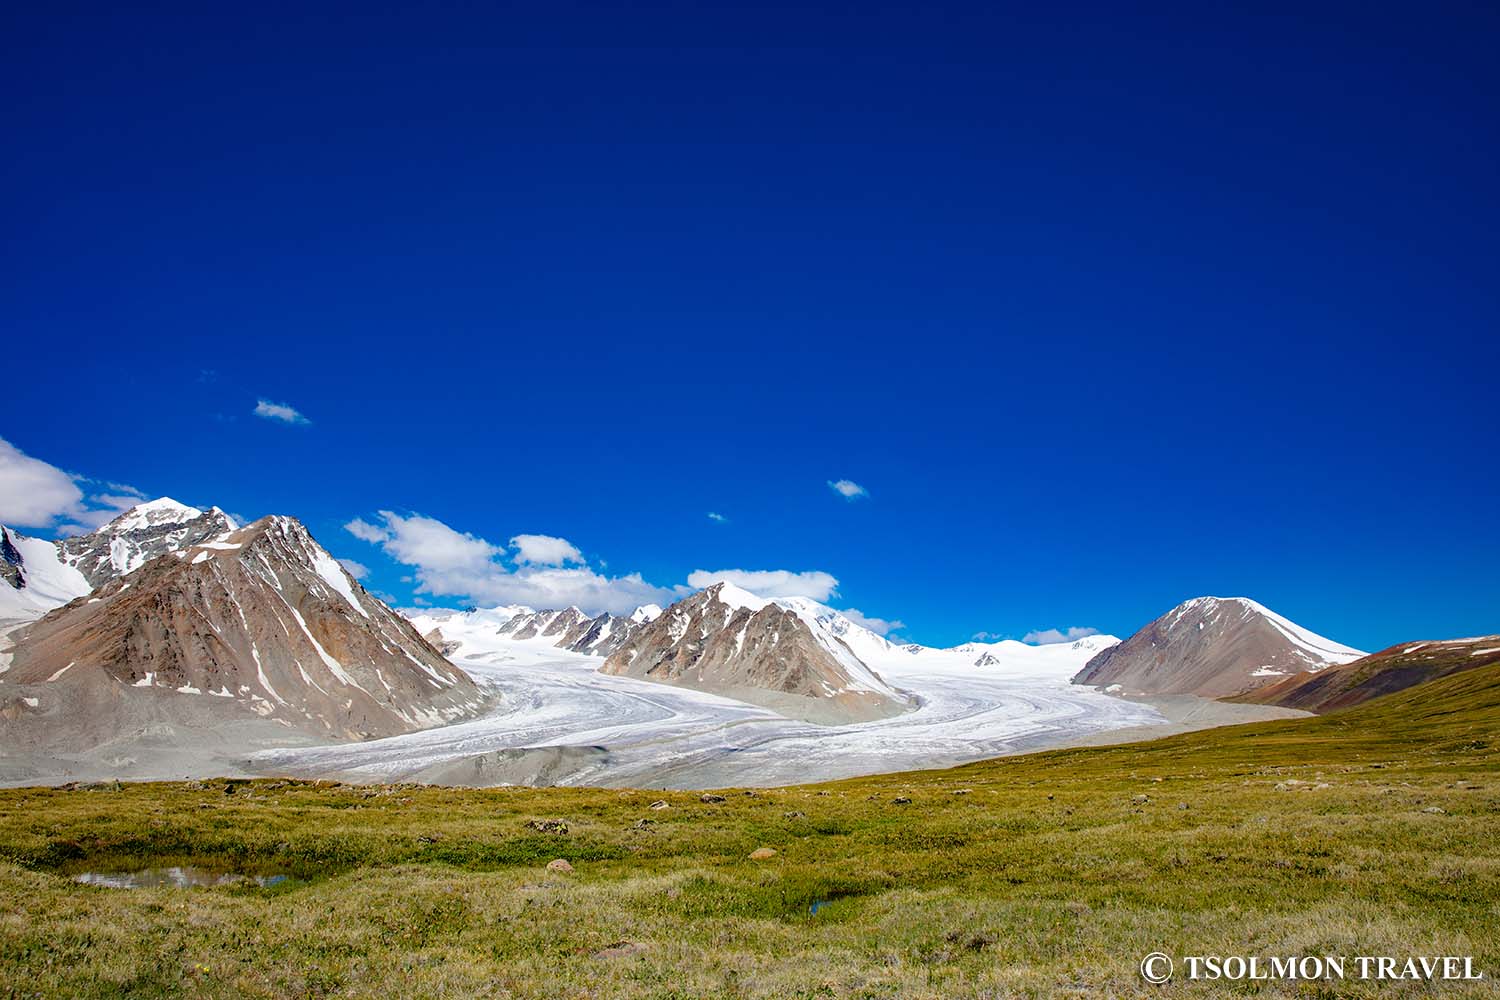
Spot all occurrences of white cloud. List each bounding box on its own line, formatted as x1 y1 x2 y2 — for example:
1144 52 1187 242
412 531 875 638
510 533 584 567
348 513 854 618
349 510 675 615
370 511 502 573
0 438 151 533
446 566 675 614
337 558 371 580
253 399 310 425
1022 626 1101 645
707 512 728 523
827 479 868 500
971 630 1007 641
0 438 86 529
840 607 906 636
686 569 839 602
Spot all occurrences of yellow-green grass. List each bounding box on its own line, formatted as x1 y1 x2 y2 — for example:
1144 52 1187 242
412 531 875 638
2 665 1497 998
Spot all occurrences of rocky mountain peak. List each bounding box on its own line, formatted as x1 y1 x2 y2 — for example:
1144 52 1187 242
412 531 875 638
2 498 242 621
599 585 910 724
4 514 483 740
59 499 239 589
1072 596 1364 697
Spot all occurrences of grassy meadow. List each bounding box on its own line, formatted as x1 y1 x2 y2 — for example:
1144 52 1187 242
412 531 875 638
1 664 1497 998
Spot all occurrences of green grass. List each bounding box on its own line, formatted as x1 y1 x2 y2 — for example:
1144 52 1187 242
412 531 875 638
2 664 1498 998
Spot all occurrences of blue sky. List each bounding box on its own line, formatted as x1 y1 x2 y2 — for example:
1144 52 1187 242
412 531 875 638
2 3 1496 649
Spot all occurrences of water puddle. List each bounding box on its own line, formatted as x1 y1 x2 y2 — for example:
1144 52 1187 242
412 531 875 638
73 867 289 889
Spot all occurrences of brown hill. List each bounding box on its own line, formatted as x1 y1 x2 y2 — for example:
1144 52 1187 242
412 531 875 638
1232 634 1500 713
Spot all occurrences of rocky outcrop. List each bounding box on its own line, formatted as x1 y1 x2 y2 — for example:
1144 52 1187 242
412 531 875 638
4 516 484 739
599 583 910 723
422 627 463 658
1072 596 1365 698
557 611 641 656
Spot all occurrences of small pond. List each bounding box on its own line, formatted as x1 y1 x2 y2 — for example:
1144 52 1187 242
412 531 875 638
73 866 290 889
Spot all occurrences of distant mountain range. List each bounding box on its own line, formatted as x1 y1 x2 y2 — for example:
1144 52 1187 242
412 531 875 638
5 494 1489 788
411 603 663 661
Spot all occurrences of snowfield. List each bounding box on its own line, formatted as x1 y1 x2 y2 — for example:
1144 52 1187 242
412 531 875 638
253 629 1165 788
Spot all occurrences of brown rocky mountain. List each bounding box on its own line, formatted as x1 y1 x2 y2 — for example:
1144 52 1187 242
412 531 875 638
2 515 484 741
599 582 911 723
1072 596 1365 698
1231 634 1500 713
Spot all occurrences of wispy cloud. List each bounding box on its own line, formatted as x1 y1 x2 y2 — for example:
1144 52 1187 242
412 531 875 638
1022 626 1101 645
337 558 371 580
0 437 149 533
971 630 1007 641
686 568 839 602
344 517 389 543
707 512 728 523
253 399 310 425
841 607 906 636
827 479 868 501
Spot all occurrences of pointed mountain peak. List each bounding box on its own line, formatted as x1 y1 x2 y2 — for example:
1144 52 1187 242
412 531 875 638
700 581 772 612
1075 596 1364 697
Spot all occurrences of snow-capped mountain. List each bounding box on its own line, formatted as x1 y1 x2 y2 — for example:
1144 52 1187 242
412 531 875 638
599 582 912 723
3 515 483 739
495 606 590 642
1 498 236 621
872 633 1121 675
1072 596 1365 697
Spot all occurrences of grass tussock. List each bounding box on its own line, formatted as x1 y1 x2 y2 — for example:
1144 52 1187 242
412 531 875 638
2 664 1498 998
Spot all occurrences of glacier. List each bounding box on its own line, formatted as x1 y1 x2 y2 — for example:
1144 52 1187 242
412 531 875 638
253 626 1167 788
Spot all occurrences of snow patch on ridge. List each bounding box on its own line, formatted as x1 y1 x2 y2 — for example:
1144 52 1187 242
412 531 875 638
310 547 369 618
